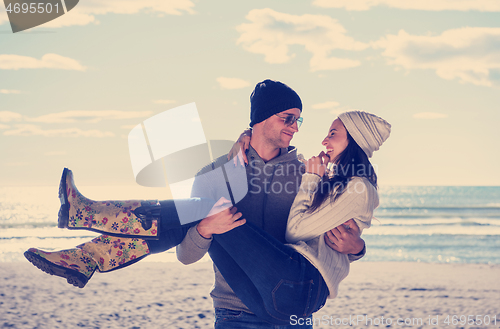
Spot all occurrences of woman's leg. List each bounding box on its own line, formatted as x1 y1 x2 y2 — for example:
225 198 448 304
24 235 150 288
26 168 216 287
25 221 197 288
26 196 202 288
208 222 328 325
58 168 214 238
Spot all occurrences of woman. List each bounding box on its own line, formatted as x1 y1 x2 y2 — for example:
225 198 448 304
25 110 390 325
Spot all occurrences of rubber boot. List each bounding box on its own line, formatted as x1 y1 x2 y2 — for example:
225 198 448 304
77 235 150 272
58 168 160 238
24 247 98 288
24 235 150 288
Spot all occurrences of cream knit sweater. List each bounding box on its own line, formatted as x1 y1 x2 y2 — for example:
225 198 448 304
286 173 379 299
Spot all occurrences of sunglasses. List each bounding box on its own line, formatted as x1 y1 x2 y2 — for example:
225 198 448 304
274 114 303 128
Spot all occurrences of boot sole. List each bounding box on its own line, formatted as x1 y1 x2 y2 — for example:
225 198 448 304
58 168 69 229
24 250 95 288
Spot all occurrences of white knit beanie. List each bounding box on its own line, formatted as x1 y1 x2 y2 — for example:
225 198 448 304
338 111 391 158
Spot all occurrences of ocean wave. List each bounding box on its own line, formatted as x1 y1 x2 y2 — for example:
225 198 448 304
379 206 500 210
364 223 500 236
0 227 100 239
373 217 500 226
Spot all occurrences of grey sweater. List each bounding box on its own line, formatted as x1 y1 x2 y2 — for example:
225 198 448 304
286 174 378 299
176 145 365 313
177 145 303 312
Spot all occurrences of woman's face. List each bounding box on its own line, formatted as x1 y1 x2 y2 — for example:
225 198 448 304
322 118 349 163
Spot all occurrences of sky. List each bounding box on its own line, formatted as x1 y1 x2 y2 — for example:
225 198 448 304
1 0 500 190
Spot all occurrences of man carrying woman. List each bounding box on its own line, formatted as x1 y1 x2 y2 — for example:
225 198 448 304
25 79 390 328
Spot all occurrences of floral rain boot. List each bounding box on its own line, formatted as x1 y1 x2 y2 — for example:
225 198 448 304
24 247 98 288
58 168 160 238
77 235 150 272
24 235 150 288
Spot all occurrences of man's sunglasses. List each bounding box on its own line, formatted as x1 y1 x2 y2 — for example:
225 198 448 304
274 114 303 128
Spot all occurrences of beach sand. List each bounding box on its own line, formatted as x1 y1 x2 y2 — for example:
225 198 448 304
1 261 499 328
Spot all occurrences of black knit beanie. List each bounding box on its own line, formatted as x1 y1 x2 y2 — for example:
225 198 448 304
249 79 302 127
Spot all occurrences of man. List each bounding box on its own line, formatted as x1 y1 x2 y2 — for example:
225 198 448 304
177 79 365 328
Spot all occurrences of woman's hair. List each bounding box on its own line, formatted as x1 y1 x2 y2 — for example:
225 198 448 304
308 131 377 213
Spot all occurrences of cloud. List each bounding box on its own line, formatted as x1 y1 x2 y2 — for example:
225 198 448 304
29 0 196 28
27 110 153 123
79 0 195 15
236 8 368 71
313 0 500 11
413 112 448 119
3 124 115 137
152 99 176 104
0 111 23 123
0 89 21 94
0 110 153 137
216 77 251 90
311 101 340 109
2 110 153 123
42 11 97 28
310 101 357 115
0 54 86 71
373 27 500 87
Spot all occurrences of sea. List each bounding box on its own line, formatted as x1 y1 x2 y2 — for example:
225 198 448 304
1 185 499 264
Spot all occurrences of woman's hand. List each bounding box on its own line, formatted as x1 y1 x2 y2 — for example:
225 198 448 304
227 129 252 166
324 219 365 255
305 151 329 177
196 198 246 239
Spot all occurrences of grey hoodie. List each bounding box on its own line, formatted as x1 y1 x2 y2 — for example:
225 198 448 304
176 145 304 312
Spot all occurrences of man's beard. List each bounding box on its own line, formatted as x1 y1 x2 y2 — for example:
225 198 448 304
267 133 290 149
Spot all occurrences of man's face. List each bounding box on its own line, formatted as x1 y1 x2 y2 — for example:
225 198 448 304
257 108 301 149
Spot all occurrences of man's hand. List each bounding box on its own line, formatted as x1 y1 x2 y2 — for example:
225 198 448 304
227 129 252 166
196 203 246 239
324 219 365 255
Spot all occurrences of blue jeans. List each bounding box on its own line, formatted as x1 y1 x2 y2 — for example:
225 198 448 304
147 200 328 326
147 199 211 253
214 308 313 329
209 222 329 326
